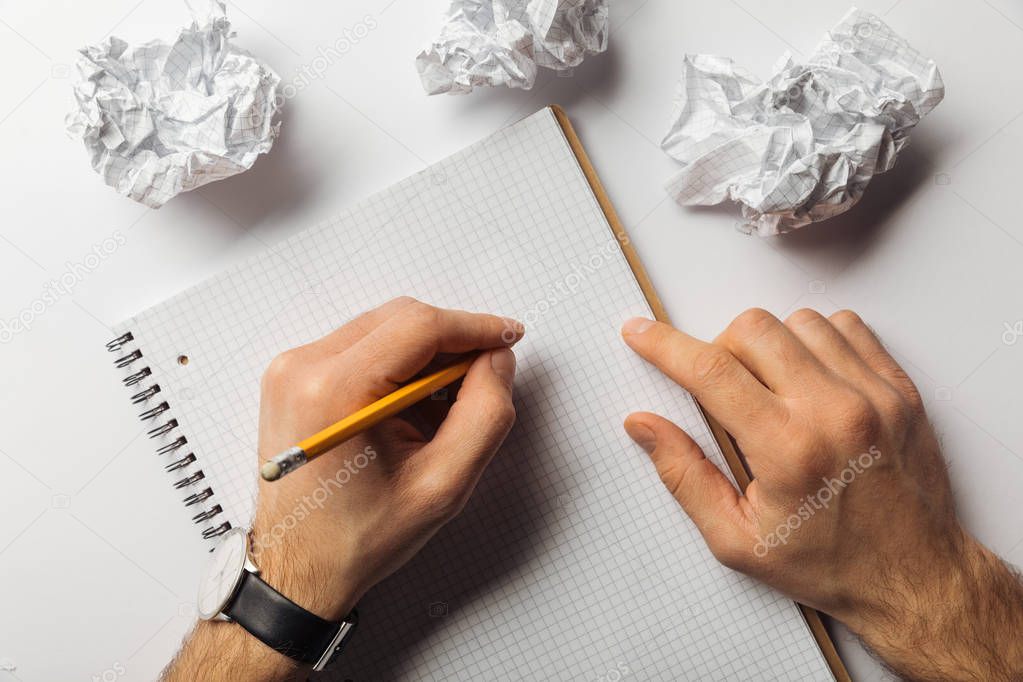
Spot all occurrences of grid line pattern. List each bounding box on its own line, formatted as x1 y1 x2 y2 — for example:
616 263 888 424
113 108 832 680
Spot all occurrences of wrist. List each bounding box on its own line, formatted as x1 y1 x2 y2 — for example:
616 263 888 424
837 524 977 636
844 529 1023 680
164 620 301 682
249 525 362 622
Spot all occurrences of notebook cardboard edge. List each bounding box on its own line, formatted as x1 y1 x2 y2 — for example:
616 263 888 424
548 104 850 682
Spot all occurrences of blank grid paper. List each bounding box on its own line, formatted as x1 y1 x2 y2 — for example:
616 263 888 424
118 108 833 680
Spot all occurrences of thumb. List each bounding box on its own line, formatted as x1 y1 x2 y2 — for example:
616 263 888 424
624 412 749 560
418 349 517 488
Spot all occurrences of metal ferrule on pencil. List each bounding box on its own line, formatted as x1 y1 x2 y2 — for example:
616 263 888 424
263 446 308 481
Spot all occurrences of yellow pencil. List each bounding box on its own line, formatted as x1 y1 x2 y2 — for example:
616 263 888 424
260 356 476 481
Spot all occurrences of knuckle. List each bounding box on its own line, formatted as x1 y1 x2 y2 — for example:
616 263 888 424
727 308 777 343
870 359 924 411
489 395 517 433
861 348 895 372
407 300 440 328
644 325 674 358
387 295 418 308
783 422 831 477
834 391 882 443
899 381 924 412
690 346 735 386
830 309 865 329
657 459 689 501
875 388 913 430
262 350 299 389
471 390 517 440
785 307 825 328
414 473 461 520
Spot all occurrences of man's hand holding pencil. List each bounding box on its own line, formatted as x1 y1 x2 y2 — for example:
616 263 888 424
250 297 523 623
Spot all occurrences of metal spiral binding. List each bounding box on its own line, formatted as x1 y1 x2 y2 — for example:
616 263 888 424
139 402 170 420
173 471 205 489
131 385 161 404
192 505 222 523
106 333 231 542
165 453 196 471
147 419 179 438
202 522 232 540
184 488 214 506
157 436 188 455
124 367 152 386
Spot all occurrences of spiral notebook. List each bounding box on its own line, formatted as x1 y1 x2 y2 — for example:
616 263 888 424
105 107 845 679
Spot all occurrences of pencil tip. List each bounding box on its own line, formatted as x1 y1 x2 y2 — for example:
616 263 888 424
260 461 281 481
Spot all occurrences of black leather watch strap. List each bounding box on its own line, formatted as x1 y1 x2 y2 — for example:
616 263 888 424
224 571 356 667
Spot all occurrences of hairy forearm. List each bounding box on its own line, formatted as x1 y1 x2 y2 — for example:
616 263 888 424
161 620 301 682
163 528 358 682
850 536 1023 681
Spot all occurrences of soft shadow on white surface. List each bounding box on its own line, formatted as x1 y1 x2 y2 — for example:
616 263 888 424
771 141 937 277
195 118 324 230
331 378 552 680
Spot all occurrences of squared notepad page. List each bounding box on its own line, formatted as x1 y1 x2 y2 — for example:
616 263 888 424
116 108 833 680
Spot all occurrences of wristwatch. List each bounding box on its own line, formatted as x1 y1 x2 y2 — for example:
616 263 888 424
197 527 358 671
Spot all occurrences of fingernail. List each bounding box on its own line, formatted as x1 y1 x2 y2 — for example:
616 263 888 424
490 348 516 384
625 422 656 453
622 317 654 336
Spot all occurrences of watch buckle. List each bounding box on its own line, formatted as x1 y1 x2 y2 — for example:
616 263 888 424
312 620 355 672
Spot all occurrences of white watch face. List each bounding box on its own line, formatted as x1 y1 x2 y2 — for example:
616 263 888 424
197 528 249 619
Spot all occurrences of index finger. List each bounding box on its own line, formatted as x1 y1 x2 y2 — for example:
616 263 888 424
306 296 419 356
621 317 786 444
343 300 524 397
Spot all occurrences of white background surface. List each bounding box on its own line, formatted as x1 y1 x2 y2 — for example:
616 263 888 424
0 0 1021 680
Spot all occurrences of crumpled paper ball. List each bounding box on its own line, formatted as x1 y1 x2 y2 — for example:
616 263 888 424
417 0 609 95
66 0 282 208
660 7 944 235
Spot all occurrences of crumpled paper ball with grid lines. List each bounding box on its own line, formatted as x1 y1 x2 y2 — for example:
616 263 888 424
661 8 944 236
66 0 282 208
417 0 609 95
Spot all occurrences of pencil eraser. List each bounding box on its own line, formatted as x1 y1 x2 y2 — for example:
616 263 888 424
260 461 281 481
